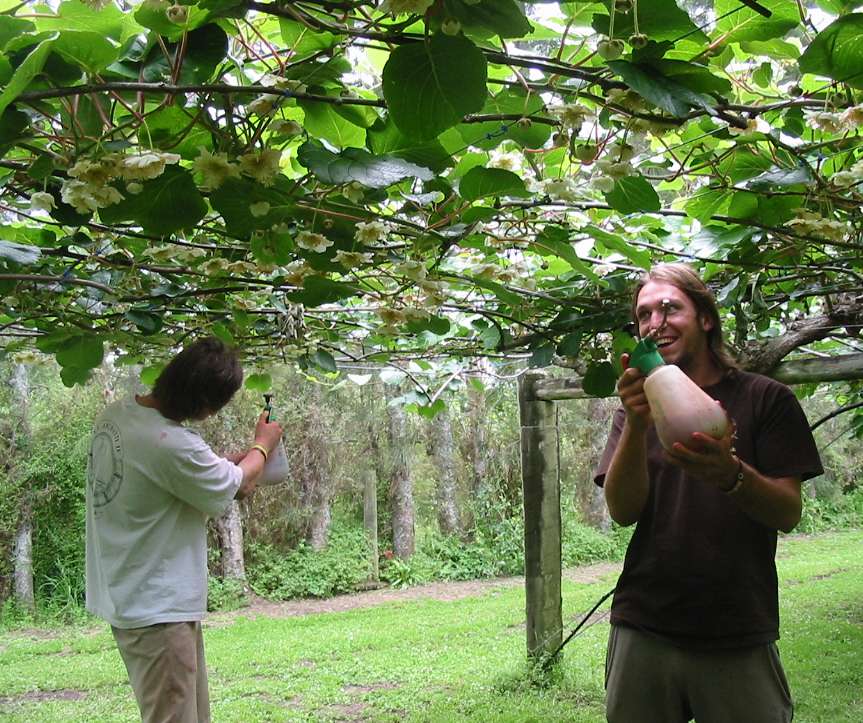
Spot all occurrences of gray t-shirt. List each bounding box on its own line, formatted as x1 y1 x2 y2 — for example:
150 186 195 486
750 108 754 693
85 397 242 628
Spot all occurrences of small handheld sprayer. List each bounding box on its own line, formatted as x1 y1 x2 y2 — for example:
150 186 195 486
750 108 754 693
258 394 290 485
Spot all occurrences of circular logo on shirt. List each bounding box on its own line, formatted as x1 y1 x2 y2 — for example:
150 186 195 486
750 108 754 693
88 420 123 507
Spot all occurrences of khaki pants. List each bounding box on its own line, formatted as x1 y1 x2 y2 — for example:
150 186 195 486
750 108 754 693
605 624 793 723
112 621 210 723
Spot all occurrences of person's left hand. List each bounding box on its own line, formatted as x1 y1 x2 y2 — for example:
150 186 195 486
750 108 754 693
665 418 739 491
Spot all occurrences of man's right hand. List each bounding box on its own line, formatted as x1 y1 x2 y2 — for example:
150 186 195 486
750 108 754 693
253 410 283 453
618 353 651 430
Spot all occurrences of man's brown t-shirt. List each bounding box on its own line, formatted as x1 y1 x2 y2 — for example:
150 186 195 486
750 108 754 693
595 370 823 648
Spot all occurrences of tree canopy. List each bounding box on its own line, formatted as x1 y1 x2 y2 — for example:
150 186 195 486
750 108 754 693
0 0 862 398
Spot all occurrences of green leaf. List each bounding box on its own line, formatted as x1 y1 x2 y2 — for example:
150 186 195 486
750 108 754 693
583 225 651 269
55 334 104 370
592 0 707 43
124 309 162 335
0 17 35 49
470 277 522 305
556 332 582 357
604 176 661 215
607 61 714 117
412 398 446 420
140 364 164 387
456 88 551 150
0 239 41 265
529 343 554 368
309 349 338 373
406 314 451 335
459 167 528 201
747 165 813 188
286 276 358 307
297 140 434 188
53 31 119 74
279 18 336 60
752 62 773 89
582 361 617 398
99 166 206 236
298 99 366 149
684 188 732 223
799 14 863 89
367 119 453 174
443 0 533 39
140 105 213 160
142 24 227 85
533 226 600 282
718 148 773 183
60 365 92 387
35 0 139 44
382 34 488 140
0 35 56 118
714 0 800 44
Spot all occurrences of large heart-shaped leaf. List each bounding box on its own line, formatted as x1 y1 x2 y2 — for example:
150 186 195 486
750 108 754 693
286 276 358 307
799 14 863 89
459 167 528 201
443 0 532 39
99 166 206 236
0 35 55 117
53 31 119 73
0 239 41 265
382 34 487 140
298 99 366 149
605 176 661 215
55 334 104 370
582 361 617 398
583 225 652 268
607 61 714 117
297 140 434 188
714 0 800 44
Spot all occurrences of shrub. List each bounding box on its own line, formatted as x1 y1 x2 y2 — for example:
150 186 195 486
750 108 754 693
246 525 372 599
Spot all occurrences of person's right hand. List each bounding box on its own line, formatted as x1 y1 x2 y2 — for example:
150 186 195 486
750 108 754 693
253 410 283 453
617 353 651 430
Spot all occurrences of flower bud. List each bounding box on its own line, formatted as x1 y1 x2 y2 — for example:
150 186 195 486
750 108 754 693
441 18 461 36
597 39 624 60
629 33 648 49
166 4 188 24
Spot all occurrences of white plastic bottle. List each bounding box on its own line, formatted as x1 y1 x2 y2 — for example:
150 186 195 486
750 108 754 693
258 394 290 485
630 338 728 451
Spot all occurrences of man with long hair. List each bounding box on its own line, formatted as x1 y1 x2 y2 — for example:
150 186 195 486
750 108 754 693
595 264 823 722
86 337 283 722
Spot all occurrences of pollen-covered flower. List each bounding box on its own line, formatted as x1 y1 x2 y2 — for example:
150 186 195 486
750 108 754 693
335 250 374 267
248 95 278 116
60 179 123 214
804 110 844 134
200 257 231 276
68 155 121 185
120 151 180 181
29 191 55 213
270 119 303 137
377 307 407 326
193 148 240 190
840 104 863 128
239 148 282 186
394 260 427 282
355 220 391 245
249 201 271 218
296 230 333 253
284 260 315 285
343 182 365 204
552 102 592 130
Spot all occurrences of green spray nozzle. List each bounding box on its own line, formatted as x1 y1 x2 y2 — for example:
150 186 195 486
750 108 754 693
263 393 274 422
629 337 666 375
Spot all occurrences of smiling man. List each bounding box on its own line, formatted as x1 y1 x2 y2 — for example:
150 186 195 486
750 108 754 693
594 264 823 723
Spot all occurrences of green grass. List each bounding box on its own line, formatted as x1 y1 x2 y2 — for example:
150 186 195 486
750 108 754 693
1 529 862 722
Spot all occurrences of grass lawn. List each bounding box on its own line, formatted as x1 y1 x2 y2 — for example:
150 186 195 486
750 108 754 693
1 529 861 722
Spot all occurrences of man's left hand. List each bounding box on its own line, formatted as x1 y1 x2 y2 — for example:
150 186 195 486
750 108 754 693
665 421 739 491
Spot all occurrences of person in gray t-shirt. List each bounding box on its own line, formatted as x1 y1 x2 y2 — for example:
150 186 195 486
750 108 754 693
86 337 283 723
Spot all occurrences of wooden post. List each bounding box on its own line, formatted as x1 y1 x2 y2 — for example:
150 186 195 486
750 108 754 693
363 468 379 582
518 370 562 661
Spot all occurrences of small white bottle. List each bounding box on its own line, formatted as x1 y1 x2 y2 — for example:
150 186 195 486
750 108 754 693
258 394 290 485
630 338 728 451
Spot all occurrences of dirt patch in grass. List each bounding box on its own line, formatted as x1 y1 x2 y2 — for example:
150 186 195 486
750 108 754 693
0 688 87 706
211 561 621 624
342 682 399 694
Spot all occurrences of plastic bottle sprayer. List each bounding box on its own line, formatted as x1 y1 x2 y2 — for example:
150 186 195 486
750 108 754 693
629 300 728 451
258 393 290 485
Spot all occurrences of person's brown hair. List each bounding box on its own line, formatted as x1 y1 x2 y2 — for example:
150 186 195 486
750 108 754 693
631 263 738 371
152 337 243 422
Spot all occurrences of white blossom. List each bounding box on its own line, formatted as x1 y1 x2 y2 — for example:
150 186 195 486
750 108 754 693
193 148 240 190
335 250 374 267
29 192 55 213
239 148 282 186
120 151 180 181
296 230 333 253
355 220 390 245
379 0 434 16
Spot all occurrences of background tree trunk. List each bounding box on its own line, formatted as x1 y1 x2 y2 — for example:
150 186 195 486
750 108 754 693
579 398 612 531
11 364 34 612
387 388 415 558
301 385 334 551
13 504 35 613
429 408 460 536
466 381 488 497
214 501 248 594
363 467 379 581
